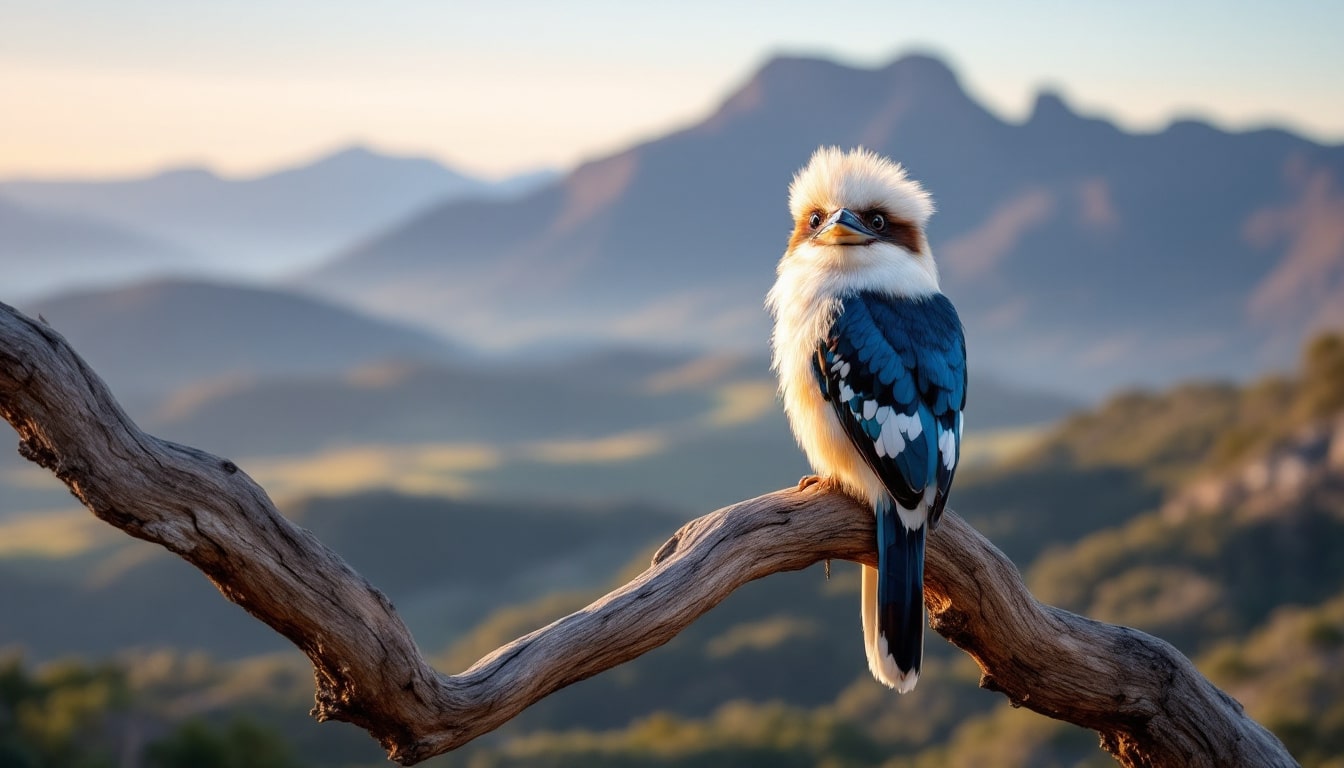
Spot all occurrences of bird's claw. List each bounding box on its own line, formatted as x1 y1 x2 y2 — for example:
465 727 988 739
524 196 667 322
797 474 825 491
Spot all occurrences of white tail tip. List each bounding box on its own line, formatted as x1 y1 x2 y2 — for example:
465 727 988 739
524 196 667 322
870 634 920 693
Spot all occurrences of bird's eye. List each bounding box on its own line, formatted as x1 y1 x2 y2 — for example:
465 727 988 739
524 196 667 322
869 213 887 231
808 212 822 229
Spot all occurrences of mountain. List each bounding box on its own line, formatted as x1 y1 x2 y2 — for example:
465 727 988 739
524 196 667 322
304 54 1344 397
20 278 456 397
0 145 556 284
0 281 1074 520
0 194 193 297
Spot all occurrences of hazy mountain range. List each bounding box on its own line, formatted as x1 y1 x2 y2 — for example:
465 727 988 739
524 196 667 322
4 54 1341 397
21 278 457 396
1 145 556 293
305 55 1344 396
1 278 1076 519
0 194 194 297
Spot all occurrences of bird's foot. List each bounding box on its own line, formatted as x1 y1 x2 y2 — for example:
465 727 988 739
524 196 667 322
796 474 825 491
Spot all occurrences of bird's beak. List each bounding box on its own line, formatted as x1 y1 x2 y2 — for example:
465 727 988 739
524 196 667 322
812 208 876 245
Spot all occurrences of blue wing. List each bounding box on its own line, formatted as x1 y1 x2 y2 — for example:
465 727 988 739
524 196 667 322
816 291 966 528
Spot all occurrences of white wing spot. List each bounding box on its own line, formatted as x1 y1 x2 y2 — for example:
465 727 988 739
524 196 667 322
840 362 851 378
882 422 902 456
876 406 892 424
863 400 877 420
939 426 957 470
895 412 922 440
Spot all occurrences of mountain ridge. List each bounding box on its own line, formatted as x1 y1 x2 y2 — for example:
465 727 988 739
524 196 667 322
21 277 457 397
0 194 196 298
0 144 557 285
304 53 1344 397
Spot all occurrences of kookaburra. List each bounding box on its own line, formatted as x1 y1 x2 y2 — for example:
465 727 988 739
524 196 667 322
767 147 966 692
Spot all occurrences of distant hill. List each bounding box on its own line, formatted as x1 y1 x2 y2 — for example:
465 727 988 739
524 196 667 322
0 195 193 297
125 350 1072 512
304 54 1344 397
21 278 455 396
1029 413 1344 652
0 145 556 283
1202 586 1344 766
142 351 1071 452
0 292 1075 519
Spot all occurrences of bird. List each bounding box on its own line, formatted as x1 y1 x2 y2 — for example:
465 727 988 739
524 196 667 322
767 146 966 693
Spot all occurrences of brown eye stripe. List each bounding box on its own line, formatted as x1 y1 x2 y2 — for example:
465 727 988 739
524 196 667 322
884 219 923 254
788 216 815 250
860 208 920 252
786 210 924 254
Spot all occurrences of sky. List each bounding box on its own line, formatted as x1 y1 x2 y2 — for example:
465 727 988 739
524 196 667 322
2 0 1342 180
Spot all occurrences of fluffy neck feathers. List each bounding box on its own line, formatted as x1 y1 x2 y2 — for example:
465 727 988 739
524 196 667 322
767 241 940 364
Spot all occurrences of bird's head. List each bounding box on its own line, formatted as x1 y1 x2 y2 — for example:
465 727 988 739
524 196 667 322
782 146 937 294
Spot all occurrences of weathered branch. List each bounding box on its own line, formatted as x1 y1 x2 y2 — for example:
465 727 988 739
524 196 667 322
0 301 1296 767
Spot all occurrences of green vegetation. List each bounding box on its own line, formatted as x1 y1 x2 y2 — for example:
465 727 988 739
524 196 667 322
0 657 127 768
0 651 381 768
469 702 885 768
1202 589 1344 768
1024 329 1344 486
1027 489 1344 653
145 719 304 768
0 655 299 768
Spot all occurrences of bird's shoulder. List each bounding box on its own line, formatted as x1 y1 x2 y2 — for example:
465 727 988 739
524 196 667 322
825 291 965 413
834 290 961 344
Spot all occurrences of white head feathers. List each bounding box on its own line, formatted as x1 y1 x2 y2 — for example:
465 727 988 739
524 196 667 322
788 146 934 229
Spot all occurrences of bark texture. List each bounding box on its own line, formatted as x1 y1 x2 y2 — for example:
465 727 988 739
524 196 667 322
0 302 1298 767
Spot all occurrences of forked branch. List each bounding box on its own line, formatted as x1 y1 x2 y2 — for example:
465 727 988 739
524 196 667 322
0 302 1296 767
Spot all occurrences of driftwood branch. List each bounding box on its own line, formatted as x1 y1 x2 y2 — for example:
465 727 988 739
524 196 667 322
0 301 1296 767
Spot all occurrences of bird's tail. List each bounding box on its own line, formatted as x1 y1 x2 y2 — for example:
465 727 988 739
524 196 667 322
861 499 925 693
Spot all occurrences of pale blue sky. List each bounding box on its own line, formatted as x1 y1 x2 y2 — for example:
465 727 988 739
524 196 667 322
2 0 1341 178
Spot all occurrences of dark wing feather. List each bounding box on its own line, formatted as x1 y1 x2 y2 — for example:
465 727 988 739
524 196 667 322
818 292 966 525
